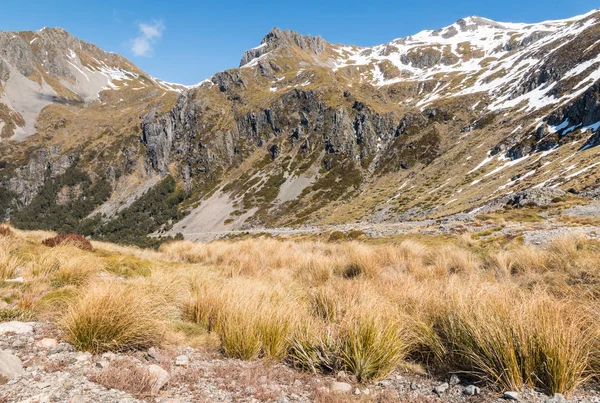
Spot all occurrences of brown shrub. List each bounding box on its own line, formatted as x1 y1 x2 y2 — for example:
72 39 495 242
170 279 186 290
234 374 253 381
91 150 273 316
42 234 93 251
88 359 156 398
0 226 14 237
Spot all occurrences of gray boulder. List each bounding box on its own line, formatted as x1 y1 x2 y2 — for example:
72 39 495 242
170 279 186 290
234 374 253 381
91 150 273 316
0 349 24 382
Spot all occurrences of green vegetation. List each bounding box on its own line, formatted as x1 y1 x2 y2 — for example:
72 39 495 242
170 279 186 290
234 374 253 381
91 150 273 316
9 168 185 248
83 176 186 248
11 165 111 233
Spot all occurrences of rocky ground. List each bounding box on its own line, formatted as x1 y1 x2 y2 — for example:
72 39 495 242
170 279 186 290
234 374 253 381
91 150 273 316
1 321 600 402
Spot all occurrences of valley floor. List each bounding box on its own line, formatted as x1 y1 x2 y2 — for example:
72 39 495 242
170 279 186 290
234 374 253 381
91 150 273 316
2 198 600 403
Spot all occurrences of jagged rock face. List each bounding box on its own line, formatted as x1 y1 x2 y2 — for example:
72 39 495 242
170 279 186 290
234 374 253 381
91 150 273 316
6 146 75 206
240 27 325 67
141 89 414 184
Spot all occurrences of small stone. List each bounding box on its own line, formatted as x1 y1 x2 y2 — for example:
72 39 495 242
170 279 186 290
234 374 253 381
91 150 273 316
75 352 92 362
35 338 58 349
0 321 33 335
147 364 170 393
410 382 419 390
147 347 158 359
449 374 460 385
434 382 449 395
504 391 520 400
95 360 109 369
363 388 370 395
257 375 268 384
0 349 24 382
174 355 189 366
545 393 567 403
293 379 302 387
101 352 118 360
354 387 361 395
463 385 481 396
336 370 347 380
331 381 352 394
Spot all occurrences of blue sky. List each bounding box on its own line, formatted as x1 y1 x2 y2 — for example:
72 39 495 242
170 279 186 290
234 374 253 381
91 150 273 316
1 0 597 85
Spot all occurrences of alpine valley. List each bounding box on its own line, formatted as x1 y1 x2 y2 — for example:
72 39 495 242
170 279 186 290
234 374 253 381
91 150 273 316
2 9 600 245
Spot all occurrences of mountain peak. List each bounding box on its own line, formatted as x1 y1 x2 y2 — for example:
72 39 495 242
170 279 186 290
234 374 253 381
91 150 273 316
239 27 326 67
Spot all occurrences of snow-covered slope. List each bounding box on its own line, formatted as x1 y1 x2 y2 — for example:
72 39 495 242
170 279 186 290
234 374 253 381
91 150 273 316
0 27 184 140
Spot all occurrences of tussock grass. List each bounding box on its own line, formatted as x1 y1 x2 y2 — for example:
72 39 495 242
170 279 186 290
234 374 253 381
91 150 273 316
0 236 21 279
5 226 600 393
62 281 166 353
428 287 596 394
338 313 408 382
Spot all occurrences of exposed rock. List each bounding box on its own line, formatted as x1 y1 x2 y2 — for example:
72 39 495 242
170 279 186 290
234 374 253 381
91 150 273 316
449 374 460 385
0 349 24 382
504 391 520 400
35 338 58 349
545 393 567 403
505 188 566 208
147 364 170 393
330 381 352 394
174 355 189 366
463 385 481 395
434 382 449 395
0 321 33 335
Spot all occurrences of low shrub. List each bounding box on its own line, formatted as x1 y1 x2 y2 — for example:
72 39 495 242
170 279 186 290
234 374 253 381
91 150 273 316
42 234 93 251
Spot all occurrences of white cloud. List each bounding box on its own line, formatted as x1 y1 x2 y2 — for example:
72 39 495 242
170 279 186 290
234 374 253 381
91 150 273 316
130 21 164 57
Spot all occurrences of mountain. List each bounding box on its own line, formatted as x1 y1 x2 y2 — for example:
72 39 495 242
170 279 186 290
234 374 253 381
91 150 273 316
1 10 600 244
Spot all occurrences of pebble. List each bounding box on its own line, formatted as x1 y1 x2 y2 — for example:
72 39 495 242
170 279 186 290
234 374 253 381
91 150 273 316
504 391 520 400
257 375 268 384
545 393 567 403
75 353 91 362
449 374 460 385
434 382 449 395
330 381 352 394
464 385 481 395
35 338 58 349
174 355 189 366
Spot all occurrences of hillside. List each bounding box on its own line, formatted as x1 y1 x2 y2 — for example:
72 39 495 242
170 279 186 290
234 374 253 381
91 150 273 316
1 11 600 244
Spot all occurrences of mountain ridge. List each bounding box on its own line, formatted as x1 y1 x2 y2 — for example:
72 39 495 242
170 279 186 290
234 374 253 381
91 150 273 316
0 9 599 245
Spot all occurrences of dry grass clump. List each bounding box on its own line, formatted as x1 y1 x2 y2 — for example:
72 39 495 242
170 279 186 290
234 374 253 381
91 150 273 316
169 235 600 389
88 358 157 398
62 281 167 353
288 311 409 382
0 236 22 279
25 246 103 286
184 280 300 361
426 286 596 395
